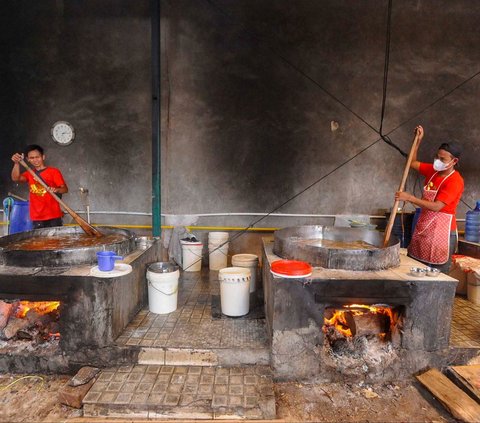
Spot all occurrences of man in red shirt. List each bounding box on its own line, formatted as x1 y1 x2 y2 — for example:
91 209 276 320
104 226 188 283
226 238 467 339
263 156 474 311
395 125 464 273
11 144 68 229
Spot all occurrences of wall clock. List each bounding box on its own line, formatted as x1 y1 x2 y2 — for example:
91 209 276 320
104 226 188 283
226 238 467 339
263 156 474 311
51 121 75 146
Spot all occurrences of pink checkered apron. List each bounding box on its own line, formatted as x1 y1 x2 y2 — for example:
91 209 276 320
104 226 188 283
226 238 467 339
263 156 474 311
407 171 454 265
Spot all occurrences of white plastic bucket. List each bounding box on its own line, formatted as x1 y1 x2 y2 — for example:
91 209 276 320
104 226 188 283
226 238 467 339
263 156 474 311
232 254 259 293
147 262 180 314
209 242 229 270
209 231 229 242
219 267 250 317
181 241 203 272
467 269 480 304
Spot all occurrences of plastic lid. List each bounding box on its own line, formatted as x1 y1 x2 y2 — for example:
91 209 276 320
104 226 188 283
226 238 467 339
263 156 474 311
271 260 312 277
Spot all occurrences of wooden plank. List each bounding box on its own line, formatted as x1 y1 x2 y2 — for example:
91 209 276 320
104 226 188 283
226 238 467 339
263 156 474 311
449 365 480 402
416 368 480 422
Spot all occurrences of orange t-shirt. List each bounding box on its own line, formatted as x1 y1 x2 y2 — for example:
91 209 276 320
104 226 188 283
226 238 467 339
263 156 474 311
22 167 66 221
419 162 464 231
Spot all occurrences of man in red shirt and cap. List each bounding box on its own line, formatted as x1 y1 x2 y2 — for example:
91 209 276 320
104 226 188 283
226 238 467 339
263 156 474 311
395 125 464 273
11 144 69 229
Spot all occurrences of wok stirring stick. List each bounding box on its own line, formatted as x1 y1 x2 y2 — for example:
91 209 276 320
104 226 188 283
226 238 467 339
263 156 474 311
383 130 421 247
19 159 103 237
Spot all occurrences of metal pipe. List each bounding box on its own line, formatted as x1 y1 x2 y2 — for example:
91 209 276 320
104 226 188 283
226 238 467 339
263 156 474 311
151 0 161 237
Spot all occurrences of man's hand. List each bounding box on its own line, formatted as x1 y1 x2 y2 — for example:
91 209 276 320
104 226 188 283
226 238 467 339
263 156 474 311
395 191 413 202
414 125 424 142
11 153 24 163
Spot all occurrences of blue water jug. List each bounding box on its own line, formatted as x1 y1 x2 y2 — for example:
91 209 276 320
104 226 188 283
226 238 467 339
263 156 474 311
465 201 480 243
8 200 34 234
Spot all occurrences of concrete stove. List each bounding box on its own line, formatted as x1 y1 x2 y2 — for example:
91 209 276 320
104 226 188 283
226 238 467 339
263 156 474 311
0 239 162 373
262 237 458 382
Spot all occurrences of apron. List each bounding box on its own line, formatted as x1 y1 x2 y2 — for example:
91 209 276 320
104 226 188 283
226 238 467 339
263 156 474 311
407 171 454 265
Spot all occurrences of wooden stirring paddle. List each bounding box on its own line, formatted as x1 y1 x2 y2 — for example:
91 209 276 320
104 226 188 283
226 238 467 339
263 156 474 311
383 130 421 247
19 159 103 237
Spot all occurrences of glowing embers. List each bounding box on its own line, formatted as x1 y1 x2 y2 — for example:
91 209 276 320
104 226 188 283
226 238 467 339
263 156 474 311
0 300 61 342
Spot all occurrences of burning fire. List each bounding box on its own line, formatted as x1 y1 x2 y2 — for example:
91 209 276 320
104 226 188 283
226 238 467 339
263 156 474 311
15 301 60 319
324 304 397 337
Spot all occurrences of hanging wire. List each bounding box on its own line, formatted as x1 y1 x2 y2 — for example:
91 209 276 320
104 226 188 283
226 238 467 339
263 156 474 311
178 0 478 269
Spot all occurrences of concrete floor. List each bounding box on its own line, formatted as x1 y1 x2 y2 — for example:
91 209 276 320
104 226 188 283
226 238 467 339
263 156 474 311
78 267 480 420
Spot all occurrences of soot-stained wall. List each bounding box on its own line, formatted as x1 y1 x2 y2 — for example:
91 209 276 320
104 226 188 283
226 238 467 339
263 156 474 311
161 0 480 228
1 1 479 231
0 1 151 226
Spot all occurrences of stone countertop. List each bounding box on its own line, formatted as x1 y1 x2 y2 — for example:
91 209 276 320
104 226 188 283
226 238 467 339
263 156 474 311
0 245 153 277
263 236 457 283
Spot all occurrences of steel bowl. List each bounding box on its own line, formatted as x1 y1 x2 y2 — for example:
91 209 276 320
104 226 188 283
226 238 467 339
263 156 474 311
410 267 426 277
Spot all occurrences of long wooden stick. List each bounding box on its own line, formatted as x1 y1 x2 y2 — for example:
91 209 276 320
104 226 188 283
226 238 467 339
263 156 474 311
19 159 103 237
383 132 421 247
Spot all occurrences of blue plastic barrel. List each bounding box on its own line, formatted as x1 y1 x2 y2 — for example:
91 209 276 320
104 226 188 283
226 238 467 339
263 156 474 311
465 201 480 243
9 200 34 234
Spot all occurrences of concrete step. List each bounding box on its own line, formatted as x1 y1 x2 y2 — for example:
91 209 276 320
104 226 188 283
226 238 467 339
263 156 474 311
83 364 276 420
138 346 270 367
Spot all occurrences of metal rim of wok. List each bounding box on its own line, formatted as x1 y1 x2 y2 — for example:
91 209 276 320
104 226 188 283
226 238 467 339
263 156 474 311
273 225 400 271
0 226 136 268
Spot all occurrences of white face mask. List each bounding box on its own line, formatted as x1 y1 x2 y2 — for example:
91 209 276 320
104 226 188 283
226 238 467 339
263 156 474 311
433 158 454 171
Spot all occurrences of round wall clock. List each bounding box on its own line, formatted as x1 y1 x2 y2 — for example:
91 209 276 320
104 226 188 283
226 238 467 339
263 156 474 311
51 121 75 146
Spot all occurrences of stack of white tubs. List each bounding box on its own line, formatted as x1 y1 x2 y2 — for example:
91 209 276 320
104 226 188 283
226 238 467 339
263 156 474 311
231 254 259 292
208 232 229 270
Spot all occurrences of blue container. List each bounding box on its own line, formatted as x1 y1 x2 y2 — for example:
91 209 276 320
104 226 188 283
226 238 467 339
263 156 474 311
465 201 480 243
9 200 34 234
97 251 123 272
411 208 422 236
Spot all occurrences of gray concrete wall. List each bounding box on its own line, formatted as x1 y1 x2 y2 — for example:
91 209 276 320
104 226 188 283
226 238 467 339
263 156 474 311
1 1 479 234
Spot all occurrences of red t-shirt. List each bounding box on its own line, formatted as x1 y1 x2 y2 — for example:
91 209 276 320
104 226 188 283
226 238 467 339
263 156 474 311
22 167 66 221
419 162 464 231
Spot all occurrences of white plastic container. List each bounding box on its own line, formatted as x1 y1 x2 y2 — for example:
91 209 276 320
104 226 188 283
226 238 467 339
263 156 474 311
181 240 203 272
147 262 180 314
232 254 259 293
209 242 229 270
219 267 251 317
208 231 229 242
467 268 480 304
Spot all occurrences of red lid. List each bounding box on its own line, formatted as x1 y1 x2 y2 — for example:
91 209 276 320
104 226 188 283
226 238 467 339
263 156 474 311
271 260 312 277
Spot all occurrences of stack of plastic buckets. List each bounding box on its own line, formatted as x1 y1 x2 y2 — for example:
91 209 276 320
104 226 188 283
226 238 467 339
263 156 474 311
208 232 229 270
219 267 251 316
231 254 259 293
181 240 203 272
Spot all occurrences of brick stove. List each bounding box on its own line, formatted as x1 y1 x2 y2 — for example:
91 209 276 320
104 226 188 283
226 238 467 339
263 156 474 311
0 237 162 373
262 236 458 382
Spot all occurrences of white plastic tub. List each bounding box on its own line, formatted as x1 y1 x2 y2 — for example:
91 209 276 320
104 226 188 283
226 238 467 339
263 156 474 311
219 267 250 317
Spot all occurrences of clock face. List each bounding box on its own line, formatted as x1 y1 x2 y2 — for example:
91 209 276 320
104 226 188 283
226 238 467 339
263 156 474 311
51 121 75 145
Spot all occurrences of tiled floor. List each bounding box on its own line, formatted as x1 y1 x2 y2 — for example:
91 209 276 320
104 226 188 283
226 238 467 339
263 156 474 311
117 269 480 351
116 269 268 350
83 364 276 420
450 295 480 348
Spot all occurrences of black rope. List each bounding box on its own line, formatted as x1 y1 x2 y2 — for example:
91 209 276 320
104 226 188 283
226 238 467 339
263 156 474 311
177 1 479 270
379 0 393 137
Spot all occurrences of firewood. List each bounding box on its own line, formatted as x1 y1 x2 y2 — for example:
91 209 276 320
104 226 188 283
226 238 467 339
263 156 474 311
2 317 31 340
0 301 13 330
68 366 101 387
344 311 390 336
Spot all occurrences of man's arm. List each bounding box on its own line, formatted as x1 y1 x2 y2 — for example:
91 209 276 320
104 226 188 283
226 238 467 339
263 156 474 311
11 153 27 183
395 191 445 212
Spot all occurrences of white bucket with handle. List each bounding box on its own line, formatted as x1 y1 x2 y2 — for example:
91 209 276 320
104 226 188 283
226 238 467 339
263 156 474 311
147 262 180 314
